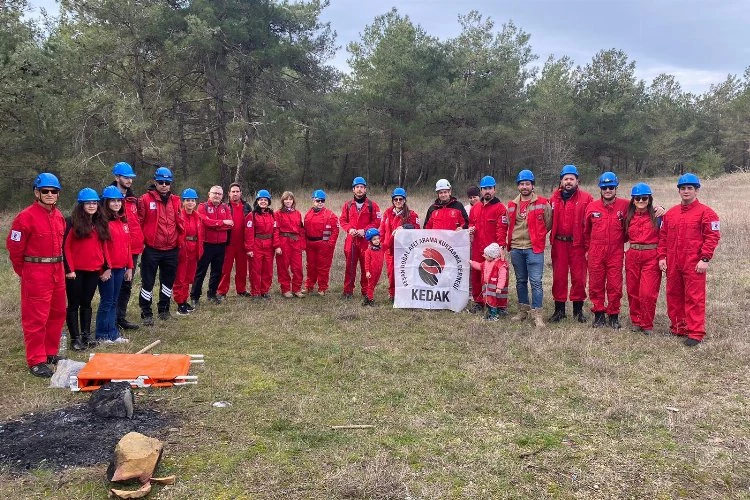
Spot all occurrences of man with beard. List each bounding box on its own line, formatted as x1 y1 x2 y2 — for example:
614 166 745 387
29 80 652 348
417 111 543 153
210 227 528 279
340 177 381 299
423 179 469 230
110 162 144 331
217 183 252 298
468 175 509 314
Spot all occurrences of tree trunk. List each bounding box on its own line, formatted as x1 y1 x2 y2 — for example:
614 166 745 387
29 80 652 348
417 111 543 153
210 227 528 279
175 101 189 180
300 127 311 185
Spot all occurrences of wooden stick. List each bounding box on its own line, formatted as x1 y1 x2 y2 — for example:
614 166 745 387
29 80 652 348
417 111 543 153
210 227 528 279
330 424 375 430
136 340 161 354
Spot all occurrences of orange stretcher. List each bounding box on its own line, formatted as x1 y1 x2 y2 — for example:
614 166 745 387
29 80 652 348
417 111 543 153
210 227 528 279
70 353 202 392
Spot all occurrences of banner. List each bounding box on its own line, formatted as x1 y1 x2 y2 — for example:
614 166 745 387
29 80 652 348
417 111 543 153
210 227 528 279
393 229 470 312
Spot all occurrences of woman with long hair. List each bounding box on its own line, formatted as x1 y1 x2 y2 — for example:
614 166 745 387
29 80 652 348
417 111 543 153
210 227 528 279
275 191 305 298
173 188 204 315
245 190 279 298
624 183 662 335
63 188 110 351
379 187 420 302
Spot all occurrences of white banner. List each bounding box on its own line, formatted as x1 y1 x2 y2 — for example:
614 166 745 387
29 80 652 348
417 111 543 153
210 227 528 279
393 229 470 312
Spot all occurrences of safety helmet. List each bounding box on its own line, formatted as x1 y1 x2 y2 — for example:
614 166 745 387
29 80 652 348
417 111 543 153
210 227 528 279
101 185 124 200
515 169 535 184
392 187 407 199
181 188 198 200
153 166 173 182
435 178 451 191
77 187 100 203
677 172 701 188
256 189 271 201
352 176 367 187
312 189 326 201
33 172 62 190
365 228 380 241
598 171 619 188
630 183 652 197
479 175 496 188
560 164 579 178
112 162 136 178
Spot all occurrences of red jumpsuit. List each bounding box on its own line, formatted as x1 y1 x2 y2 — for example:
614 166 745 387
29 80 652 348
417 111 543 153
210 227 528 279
469 259 509 309
469 198 509 305
6 202 66 367
340 197 381 295
218 200 251 295
657 200 720 341
549 188 594 302
625 212 661 330
379 207 420 299
423 197 468 230
304 207 339 293
173 211 204 305
275 208 305 294
583 197 630 314
245 209 279 296
364 244 385 301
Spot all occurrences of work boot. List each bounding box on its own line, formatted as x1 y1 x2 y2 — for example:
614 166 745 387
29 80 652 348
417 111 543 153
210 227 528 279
511 304 530 321
47 355 64 365
531 308 546 328
592 312 607 328
117 319 140 331
29 363 53 378
684 337 701 347
630 325 643 333
469 302 484 314
142 314 155 327
572 301 587 323
549 301 567 322
341 293 353 300
158 310 173 321
80 308 96 349
67 309 85 351
608 314 621 330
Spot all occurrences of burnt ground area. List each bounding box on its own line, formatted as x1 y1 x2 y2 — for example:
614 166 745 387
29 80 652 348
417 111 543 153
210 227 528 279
0 403 176 473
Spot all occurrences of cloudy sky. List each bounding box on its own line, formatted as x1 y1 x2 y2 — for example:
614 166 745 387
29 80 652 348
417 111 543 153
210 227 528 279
27 0 749 94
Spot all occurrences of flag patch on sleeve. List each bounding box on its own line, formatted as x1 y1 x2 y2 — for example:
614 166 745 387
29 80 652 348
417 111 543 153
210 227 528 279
10 230 21 242
711 221 720 231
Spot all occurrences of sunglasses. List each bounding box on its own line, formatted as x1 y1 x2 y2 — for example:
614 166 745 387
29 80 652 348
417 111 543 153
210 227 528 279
313 199 325 203
40 189 59 195
633 196 650 202
392 197 405 202
156 180 171 186
601 186 616 191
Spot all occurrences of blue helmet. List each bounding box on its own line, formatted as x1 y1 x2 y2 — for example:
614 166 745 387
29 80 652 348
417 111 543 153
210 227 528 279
153 166 173 182
352 176 367 187
392 187 407 199
77 187 100 203
560 164 579 178
112 162 136 178
630 183 652 197
256 189 271 201
101 185 124 199
479 175 496 188
365 228 380 241
677 172 701 188
515 169 535 184
598 171 619 188
33 172 62 190
181 188 198 200
312 189 326 201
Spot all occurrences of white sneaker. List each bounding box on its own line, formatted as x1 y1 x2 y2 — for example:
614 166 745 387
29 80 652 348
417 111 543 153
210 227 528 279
113 337 130 344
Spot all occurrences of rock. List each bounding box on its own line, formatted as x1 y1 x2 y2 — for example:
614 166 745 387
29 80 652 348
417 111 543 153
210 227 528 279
107 432 163 483
89 382 135 419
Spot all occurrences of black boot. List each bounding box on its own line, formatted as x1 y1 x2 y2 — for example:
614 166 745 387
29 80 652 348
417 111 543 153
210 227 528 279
66 309 85 351
80 307 96 349
549 301 567 322
572 301 588 323
592 312 606 328
608 314 621 330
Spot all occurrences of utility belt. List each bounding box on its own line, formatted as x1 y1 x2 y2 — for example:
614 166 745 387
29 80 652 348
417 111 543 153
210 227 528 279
554 235 573 242
185 236 198 242
629 243 657 250
24 256 63 263
280 232 298 241
255 234 272 240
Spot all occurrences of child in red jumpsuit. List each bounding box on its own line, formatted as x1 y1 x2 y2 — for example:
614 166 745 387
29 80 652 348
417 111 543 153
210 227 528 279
469 243 509 321
363 228 384 306
275 191 305 298
173 189 204 315
246 190 279 298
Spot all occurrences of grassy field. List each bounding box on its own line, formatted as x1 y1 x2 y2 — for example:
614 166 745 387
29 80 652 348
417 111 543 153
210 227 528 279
0 174 748 499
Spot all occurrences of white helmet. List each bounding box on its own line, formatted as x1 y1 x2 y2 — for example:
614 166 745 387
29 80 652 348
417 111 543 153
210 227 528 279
435 178 451 191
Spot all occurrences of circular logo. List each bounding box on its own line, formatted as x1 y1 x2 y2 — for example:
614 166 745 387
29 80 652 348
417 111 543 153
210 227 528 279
418 247 446 286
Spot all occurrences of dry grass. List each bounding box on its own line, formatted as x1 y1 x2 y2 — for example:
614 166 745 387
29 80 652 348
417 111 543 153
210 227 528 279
0 174 749 498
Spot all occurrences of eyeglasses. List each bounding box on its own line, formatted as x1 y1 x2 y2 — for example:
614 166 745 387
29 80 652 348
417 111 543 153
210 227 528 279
392 197 405 202
633 196 650 202
313 199 325 203
601 186 616 191
156 181 171 186
83 201 98 205
40 189 59 195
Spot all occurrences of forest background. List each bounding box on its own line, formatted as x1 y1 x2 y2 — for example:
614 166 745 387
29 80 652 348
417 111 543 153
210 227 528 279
1 0 749 207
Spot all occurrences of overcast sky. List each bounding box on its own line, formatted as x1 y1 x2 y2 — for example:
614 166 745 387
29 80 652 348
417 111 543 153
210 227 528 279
27 0 750 94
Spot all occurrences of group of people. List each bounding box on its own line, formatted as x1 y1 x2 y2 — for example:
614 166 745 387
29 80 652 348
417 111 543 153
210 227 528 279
6 162 720 378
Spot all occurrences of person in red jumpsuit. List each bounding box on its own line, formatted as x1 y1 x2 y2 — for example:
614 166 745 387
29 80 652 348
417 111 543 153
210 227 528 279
468 243 509 321
340 177 381 299
6 173 67 378
658 173 720 346
275 191 306 297
363 228 384 306
379 187 420 302
245 190 280 298
583 172 630 329
624 183 661 336
217 183 252 298
423 179 468 230
468 175 509 314
304 190 339 296
173 189 204 315
549 164 594 322
191 185 233 305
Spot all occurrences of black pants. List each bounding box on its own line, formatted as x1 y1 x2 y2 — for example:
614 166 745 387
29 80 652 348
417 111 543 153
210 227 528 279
116 253 139 323
65 270 99 335
139 246 178 317
191 242 227 300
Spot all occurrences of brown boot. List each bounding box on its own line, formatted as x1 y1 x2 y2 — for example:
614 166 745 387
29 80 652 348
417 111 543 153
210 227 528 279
531 308 546 328
511 304 530 321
